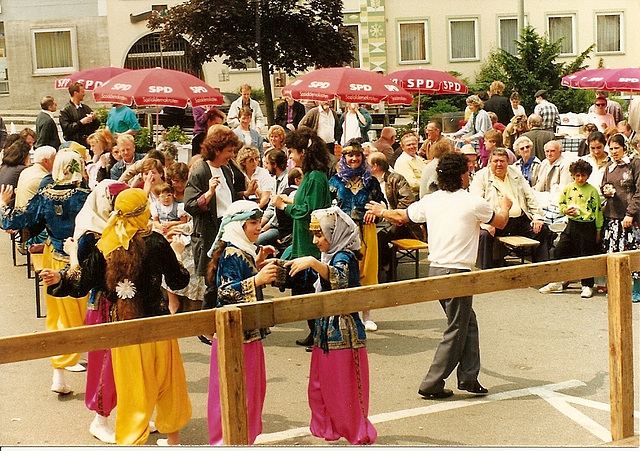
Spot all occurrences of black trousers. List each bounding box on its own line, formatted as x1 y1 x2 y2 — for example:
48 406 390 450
553 220 599 287
478 215 552 269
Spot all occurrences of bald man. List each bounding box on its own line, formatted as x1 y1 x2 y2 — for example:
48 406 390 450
373 126 397 162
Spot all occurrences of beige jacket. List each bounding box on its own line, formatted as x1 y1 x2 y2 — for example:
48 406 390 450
470 165 544 221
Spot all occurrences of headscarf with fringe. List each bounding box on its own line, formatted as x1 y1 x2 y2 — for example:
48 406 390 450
97 188 151 258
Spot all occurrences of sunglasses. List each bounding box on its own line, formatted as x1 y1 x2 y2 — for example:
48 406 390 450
595 103 606 107
519 145 531 149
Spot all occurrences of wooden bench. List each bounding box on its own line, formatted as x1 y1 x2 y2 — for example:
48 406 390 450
30 252 45 318
497 235 540 265
389 238 429 282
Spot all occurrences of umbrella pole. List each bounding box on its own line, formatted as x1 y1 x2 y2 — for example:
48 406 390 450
155 106 160 146
416 91 421 134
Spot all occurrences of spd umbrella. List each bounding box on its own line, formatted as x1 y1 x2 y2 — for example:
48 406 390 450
93 67 224 108
93 67 224 143
55 67 131 91
281 67 413 105
388 68 468 131
561 68 640 92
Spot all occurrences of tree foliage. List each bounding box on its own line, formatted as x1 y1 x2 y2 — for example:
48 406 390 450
148 0 354 125
475 26 594 114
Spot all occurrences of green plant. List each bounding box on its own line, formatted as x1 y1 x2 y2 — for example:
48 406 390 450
163 125 190 144
475 25 594 114
134 127 152 152
249 88 265 102
95 107 110 127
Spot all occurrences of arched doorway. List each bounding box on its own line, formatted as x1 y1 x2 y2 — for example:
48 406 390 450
124 32 203 79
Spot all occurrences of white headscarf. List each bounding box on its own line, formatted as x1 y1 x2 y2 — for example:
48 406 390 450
51 149 85 185
311 206 361 265
207 200 263 258
73 179 129 240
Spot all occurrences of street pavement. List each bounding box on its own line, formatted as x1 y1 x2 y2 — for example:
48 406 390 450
0 231 638 447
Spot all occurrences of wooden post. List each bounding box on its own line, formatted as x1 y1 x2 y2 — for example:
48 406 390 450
215 306 250 445
605 254 635 441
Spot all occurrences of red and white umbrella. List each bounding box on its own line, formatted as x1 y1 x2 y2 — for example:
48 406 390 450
561 67 640 92
387 68 468 131
93 67 224 107
55 67 131 91
281 67 413 105
388 68 468 95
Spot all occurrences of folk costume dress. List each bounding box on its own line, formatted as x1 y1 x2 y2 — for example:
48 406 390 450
49 189 192 445
206 201 270 445
72 180 130 428
1 151 90 371
306 207 377 445
328 151 385 287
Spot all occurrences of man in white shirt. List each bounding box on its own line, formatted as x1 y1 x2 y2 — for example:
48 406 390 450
227 84 266 133
393 131 426 198
366 152 511 398
299 101 339 149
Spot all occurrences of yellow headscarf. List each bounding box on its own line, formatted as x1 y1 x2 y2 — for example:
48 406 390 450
97 188 151 258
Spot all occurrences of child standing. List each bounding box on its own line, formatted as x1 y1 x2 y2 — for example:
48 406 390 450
539 159 603 298
205 200 279 445
287 206 377 445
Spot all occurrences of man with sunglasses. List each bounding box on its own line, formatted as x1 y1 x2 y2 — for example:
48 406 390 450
586 96 616 133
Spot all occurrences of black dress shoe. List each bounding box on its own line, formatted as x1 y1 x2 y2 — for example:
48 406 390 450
305 346 313 352
457 381 488 394
198 335 212 346
295 334 314 347
418 388 454 399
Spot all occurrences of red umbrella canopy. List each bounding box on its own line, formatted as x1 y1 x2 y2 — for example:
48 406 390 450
55 67 131 91
93 67 224 107
561 68 640 92
388 69 468 94
281 67 413 105
56 67 131 91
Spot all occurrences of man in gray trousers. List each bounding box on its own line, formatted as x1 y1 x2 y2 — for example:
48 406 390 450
366 153 511 398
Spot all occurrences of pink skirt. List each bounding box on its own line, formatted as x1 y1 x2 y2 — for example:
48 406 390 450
207 339 266 445
308 347 377 445
84 295 117 417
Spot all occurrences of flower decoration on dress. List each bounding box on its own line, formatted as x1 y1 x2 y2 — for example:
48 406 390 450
115 279 137 299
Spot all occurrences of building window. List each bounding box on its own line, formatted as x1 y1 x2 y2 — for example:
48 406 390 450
31 28 78 75
125 32 203 78
399 21 428 63
344 25 360 68
499 18 519 55
449 18 478 61
0 22 8 94
596 13 622 54
548 15 575 55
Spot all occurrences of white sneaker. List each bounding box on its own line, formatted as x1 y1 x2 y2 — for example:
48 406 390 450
90 415 116 444
149 421 158 433
581 286 593 298
65 363 87 372
539 282 563 294
50 382 72 394
156 438 169 446
364 320 378 332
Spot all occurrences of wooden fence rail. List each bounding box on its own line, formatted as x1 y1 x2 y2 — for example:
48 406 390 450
0 252 636 444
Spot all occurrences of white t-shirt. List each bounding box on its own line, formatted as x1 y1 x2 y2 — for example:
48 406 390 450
151 201 186 222
209 163 232 218
407 189 494 269
341 111 361 146
249 166 276 193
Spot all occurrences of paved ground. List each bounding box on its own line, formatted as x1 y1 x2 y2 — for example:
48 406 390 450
0 231 638 447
